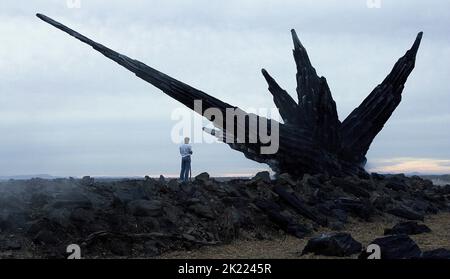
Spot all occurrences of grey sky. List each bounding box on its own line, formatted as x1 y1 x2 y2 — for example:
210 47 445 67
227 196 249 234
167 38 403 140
0 0 449 176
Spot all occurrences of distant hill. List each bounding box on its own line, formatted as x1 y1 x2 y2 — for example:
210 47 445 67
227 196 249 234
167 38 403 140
0 174 58 181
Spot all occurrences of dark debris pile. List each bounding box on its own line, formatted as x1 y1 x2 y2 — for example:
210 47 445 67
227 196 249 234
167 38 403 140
0 172 449 258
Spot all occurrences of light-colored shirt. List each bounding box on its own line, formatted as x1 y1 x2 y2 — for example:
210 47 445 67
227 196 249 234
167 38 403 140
179 144 192 158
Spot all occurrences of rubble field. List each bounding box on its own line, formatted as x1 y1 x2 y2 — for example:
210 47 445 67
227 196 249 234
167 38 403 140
0 172 449 259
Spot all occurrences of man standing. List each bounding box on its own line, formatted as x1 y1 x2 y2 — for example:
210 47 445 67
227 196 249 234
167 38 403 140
179 137 193 182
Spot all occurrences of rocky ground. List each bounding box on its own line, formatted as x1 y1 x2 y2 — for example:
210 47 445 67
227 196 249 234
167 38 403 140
0 172 449 259
159 212 450 259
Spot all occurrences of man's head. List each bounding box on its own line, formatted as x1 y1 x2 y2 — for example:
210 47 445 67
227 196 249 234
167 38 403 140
184 137 190 144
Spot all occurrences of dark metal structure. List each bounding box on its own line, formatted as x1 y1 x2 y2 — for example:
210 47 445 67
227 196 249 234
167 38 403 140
37 13 422 177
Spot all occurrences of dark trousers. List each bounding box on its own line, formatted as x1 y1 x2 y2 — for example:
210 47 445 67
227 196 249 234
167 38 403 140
180 156 191 182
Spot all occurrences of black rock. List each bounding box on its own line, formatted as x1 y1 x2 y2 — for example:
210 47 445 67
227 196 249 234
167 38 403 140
302 233 362 257
331 177 371 198
179 183 195 196
30 193 51 208
188 204 215 219
273 185 327 226
159 175 166 183
385 180 407 191
405 199 436 215
138 216 160 231
127 199 163 217
421 248 450 259
329 221 345 231
255 199 310 238
0 238 22 251
167 179 180 192
33 229 60 245
50 191 93 210
334 198 374 220
217 207 241 243
0 212 12 232
370 193 393 210
70 208 95 223
384 221 431 235
331 209 348 223
286 223 310 239
194 172 210 183
371 173 385 181
360 234 421 259
26 218 67 246
144 241 161 256
81 176 94 186
387 205 424 221
113 184 149 204
252 171 271 183
441 185 450 195
277 173 296 186
110 239 132 256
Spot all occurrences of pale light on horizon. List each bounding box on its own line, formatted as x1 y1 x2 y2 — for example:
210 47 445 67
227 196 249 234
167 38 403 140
368 157 450 175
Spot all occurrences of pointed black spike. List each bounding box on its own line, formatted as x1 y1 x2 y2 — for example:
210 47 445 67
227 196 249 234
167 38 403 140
291 29 304 50
340 32 424 164
261 68 299 125
36 13 233 117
